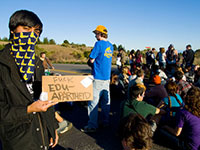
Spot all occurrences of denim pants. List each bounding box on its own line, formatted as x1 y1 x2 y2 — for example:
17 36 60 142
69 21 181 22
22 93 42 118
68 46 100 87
87 79 110 128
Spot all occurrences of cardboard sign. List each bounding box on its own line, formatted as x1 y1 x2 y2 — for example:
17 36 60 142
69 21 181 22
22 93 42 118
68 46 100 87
42 75 93 102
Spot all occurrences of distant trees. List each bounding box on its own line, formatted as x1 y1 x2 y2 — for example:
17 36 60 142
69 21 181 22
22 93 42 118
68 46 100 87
36 37 56 44
113 44 117 51
43 37 49 44
112 44 126 51
63 40 70 44
0 37 9 41
49 39 56 44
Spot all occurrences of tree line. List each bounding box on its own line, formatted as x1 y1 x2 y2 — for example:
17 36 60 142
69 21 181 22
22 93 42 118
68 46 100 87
0 36 126 51
0 36 56 45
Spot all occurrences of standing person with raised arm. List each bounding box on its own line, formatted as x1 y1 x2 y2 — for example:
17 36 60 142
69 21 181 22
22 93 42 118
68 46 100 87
81 25 113 133
0 10 59 150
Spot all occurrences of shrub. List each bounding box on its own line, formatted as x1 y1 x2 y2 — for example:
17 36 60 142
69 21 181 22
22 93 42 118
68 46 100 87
43 37 49 44
83 51 91 58
1 37 9 41
63 40 70 44
71 51 84 59
49 39 56 45
0 45 5 50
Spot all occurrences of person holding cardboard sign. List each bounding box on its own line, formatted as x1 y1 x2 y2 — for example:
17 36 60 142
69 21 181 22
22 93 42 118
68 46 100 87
0 10 59 150
81 25 113 133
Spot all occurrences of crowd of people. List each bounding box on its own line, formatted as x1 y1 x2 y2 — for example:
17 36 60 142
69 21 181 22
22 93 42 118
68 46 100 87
112 45 200 149
0 9 200 150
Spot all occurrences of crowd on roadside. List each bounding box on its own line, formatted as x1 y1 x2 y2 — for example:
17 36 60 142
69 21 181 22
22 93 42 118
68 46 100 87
112 45 200 150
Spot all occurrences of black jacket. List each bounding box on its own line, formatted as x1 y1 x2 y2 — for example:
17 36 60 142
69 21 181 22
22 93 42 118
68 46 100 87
184 49 195 65
0 44 58 150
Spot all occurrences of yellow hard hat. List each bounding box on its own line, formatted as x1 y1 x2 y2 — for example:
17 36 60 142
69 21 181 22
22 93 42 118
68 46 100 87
93 25 108 35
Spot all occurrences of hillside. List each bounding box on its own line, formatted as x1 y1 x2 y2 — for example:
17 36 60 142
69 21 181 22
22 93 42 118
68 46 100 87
0 41 118 64
0 41 199 65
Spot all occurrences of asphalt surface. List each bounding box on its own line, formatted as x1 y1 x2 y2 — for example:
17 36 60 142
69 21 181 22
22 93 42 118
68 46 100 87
51 64 174 150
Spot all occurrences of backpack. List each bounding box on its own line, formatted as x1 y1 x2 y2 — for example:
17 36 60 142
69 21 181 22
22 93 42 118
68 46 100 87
167 96 183 117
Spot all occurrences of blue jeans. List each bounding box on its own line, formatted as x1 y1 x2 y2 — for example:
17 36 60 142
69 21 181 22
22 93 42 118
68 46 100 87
87 79 110 128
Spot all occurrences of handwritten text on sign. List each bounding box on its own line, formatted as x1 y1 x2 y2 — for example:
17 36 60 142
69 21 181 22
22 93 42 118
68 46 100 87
42 76 93 102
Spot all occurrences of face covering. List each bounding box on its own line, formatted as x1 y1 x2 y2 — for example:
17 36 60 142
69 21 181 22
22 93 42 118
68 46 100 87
10 32 38 82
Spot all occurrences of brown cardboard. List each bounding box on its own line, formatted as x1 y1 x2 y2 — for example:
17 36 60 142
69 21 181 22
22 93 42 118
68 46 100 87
42 75 93 102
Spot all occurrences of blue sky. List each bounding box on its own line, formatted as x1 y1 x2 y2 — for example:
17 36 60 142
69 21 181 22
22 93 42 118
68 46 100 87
0 0 200 52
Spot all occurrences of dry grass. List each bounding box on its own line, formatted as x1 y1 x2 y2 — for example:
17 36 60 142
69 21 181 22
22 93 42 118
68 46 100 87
36 44 92 63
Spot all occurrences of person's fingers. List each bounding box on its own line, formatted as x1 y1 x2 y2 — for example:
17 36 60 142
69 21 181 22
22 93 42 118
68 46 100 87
49 138 53 146
51 134 59 148
51 138 58 148
42 101 58 111
46 101 58 107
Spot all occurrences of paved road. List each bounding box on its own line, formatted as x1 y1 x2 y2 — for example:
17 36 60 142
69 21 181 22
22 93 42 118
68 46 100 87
52 64 92 75
51 64 173 150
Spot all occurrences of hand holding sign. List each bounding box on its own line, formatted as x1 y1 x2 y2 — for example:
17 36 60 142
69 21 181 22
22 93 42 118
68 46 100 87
27 100 58 114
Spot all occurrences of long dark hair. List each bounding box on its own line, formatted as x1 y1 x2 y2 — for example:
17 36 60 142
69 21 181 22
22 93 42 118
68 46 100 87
135 50 141 58
185 87 200 117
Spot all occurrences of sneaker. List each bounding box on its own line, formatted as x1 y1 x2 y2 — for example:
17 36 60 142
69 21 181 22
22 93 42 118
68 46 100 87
57 120 73 134
81 125 96 133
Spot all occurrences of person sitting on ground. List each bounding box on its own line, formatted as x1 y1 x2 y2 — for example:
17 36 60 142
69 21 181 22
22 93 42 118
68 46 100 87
158 66 168 85
121 84 164 120
145 75 168 106
194 66 200 88
163 87 200 150
174 71 191 101
150 65 168 85
175 66 186 81
118 66 130 92
129 68 137 81
130 69 144 85
159 81 184 127
118 113 153 150
184 65 195 83
127 69 145 99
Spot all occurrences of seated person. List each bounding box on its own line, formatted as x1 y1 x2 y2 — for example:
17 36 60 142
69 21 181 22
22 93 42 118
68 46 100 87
118 66 130 92
121 84 163 119
127 69 144 99
163 87 200 150
159 81 184 126
184 66 195 83
145 75 168 106
158 66 168 85
129 68 137 81
118 113 153 150
194 66 200 88
174 71 191 100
